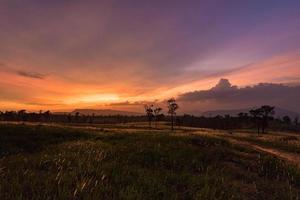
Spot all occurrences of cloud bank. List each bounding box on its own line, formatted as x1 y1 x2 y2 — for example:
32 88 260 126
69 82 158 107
178 79 300 113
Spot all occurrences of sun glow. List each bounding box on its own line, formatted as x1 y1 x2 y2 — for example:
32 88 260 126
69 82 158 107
64 94 120 104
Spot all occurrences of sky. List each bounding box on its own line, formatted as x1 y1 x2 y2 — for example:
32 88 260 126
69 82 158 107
0 0 299 113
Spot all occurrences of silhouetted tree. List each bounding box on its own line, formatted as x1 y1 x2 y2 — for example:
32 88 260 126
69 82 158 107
224 114 231 130
43 110 51 122
67 114 72 123
294 117 299 125
237 112 249 128
238 112 248 122
283 116 291 124
249 108 263 135
260 105 275 134
89 113 95 124
238 112 247 118
144 105 154 128
153 107 162 129
18 109 27 121
167 98 179 131
75 112 80 122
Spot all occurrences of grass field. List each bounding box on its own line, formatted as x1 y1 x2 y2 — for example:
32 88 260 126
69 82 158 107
223 132 300 154
1 123 300 199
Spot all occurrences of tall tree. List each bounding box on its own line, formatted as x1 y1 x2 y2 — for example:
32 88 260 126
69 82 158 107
153 107 162 129
260 105 275 133
238 112 249 127
167 98 179 131
249 108 263 135
144 105 154 128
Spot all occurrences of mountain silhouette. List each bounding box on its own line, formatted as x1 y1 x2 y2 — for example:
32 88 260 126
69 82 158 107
70 109 142 116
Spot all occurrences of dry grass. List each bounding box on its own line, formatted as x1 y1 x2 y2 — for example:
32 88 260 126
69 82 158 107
0 124 300 199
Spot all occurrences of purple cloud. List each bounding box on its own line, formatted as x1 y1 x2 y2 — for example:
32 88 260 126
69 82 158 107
178 79 300 113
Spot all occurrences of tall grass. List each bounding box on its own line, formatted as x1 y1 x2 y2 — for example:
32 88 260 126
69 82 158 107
0 124 299 199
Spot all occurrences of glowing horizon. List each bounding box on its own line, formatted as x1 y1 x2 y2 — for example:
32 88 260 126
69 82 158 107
0 1 299 113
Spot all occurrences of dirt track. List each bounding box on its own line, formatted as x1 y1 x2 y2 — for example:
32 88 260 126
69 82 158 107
226 138 300 167
190 130 300 167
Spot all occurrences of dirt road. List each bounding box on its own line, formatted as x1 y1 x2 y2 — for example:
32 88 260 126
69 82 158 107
226 137 300 167
190 130 300 167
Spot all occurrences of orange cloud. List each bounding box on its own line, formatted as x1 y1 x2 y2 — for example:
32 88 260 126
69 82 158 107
0 52 299 112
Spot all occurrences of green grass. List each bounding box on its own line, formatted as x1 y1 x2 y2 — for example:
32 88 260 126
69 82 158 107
0 124 299 199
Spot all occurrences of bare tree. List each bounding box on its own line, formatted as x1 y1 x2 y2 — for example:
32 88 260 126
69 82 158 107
153 107 162 129
144 105 154 128
167 98 179 131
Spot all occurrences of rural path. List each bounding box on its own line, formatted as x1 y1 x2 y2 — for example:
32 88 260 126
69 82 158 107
190 130 300 167
225 137 300 167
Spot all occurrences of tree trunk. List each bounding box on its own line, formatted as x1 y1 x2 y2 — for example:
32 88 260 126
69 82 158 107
262 118 267 134
257 120 260 135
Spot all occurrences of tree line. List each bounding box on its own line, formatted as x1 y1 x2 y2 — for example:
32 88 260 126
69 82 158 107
0 101 299 132
177 106 299 133
0 110 147 124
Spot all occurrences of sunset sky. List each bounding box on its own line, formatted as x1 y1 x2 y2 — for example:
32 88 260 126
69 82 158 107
0 0 299 113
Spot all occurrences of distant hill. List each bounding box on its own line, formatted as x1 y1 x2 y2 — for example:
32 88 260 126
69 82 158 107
201 107 299 119
70 109 142 116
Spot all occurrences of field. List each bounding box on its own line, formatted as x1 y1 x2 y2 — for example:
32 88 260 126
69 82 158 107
1 123 300 199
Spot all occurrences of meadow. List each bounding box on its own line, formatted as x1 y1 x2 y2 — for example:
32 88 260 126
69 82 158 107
0 123 300 199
